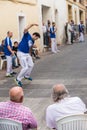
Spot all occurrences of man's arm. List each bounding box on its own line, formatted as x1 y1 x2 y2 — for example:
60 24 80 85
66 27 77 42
7 37 14 55
27 112 38 129
54 27 57 33
7 46 14 55
32 44 37 48
0 52 4 54
24 24 38 33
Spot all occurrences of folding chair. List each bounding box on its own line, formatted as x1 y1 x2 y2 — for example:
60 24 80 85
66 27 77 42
56 114 87 130
0 55 7 70
0 118 22 130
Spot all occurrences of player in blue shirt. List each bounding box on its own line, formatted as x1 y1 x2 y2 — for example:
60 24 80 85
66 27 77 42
50 22 59 53
15 24 40 87
4 31 16 77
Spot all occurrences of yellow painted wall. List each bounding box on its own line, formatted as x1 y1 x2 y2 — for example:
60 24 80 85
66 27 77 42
0 0 39 43
10 0 37 4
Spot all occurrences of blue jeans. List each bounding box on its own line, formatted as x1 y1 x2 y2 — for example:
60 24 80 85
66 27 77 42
12 55 17 67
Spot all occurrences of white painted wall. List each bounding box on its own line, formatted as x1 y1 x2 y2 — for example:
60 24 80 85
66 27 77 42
0 1 39 43
38 0 55 50
38 0 67 47
55 0 67 44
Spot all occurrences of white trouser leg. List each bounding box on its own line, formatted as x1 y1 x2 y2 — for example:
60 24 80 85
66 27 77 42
24 54 34 78
17 52 34 81
79 32 84 42
68 33 71 44
81 32 84 42
51 38 57 53
54 39 58 52
79 32 82 41
6 56 12 74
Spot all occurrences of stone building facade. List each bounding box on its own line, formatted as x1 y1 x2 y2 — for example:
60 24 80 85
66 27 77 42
66 0 86 24
0 0 86 51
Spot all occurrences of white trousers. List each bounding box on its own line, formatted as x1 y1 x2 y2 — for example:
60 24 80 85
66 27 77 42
17 51 34 81
79 32 84 42
51 38 58 53
68 32 71 44
6 55 13 75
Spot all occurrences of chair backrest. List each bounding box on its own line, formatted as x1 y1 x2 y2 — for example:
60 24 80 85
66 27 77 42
56 114 87 130
0 55 7 70
0 118 22 130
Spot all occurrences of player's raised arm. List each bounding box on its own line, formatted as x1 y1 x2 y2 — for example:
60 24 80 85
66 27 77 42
24 24 38 33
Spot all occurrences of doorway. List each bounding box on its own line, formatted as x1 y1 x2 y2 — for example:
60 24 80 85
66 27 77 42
79 10 84 21
18 16 25 41
55 9 58 42
68 5 72 21
41 5 51 47
42 5 51 24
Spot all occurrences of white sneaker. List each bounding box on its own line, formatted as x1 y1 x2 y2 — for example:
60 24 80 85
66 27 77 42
52 51 57 54
6 73 13 77
57 50 60 53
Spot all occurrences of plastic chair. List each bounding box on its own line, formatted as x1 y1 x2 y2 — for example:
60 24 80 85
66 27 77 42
0 55 7 70
0 118 22 130
56 114 87 130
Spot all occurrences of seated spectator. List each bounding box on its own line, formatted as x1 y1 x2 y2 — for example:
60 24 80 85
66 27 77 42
31 47 40 60
0 86 38 130
46 84 87 130
31 48 40 59
0 39 6 59
12 41 19 68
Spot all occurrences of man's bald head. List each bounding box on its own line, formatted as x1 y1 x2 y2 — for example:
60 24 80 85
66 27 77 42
7 31 13 38
9 86 24 103
52 84 69 102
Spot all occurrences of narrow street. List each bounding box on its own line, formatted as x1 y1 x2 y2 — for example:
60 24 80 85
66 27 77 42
0 39 87 130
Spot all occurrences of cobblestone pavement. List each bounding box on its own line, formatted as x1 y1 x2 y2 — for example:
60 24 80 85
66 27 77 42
0 38 87 130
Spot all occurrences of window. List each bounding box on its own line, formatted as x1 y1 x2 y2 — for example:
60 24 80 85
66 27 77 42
79 0 84 5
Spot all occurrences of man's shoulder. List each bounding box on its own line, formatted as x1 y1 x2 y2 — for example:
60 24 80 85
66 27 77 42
5 37 10 40
21 105 32 113
24 32 32 39
47 97 82 108
68 97 84 104
47 103 57 112
0 101 8 106
24 32 30 36
70 96 81 101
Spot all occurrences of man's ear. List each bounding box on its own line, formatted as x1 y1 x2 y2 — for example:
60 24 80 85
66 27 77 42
20 96 23 102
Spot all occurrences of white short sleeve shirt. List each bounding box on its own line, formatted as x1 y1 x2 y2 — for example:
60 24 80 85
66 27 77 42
46 97 87 129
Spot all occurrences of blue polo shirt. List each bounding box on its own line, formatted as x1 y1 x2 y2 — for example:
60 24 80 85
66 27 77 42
50 27 56 38
18 32 34 53
4 37 12 56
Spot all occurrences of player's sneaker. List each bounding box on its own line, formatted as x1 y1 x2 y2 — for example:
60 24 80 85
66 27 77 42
11 72 17 75
24 76 32 81
14 78 23 87
6 74 14 77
